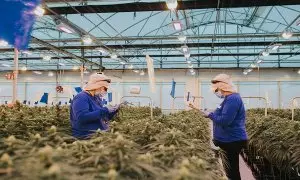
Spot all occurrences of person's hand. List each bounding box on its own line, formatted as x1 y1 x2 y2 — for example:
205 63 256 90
107 104 120 113
200 109 211 118
187 102 197 110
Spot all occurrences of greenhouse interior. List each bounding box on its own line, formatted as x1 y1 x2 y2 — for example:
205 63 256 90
0 0 300 180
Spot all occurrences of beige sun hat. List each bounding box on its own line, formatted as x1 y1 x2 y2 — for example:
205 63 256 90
211 74 237 93
83 73 111 91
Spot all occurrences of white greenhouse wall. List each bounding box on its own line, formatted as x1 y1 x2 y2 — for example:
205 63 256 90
1 68 300 110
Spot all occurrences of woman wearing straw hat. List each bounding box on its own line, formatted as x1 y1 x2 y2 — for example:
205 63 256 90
190 74 248 180
70 73 120 139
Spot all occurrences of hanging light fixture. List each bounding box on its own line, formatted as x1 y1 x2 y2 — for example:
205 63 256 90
120 61 126 65
21 66 27 71
110 53 118 59
56 21 75 34
42 55 52 61
184 52 191 58
22 50 32 55
178 34 186 42
282 29 293 39
0 40 8 47
48 71 54 77
33 6 45 17
1 63 11 67
271 43 282 51
128 64 134 69
95 47 109 55
262 50 269 57
33 71 42 75
257 59 263 64
247 69 253 73
186 60 191 64
82 35 93 44
172 20 183 31
243 71 248 75
298 70 300 74
58 62 65 66
250 63 257 68
72 66 79 70
166 0 178 10
188 63 193 68
140 70 145 76
181 45 189 53
133 69 140 73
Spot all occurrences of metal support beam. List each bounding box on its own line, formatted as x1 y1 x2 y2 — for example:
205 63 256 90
45 1 300 15
2 52 300 61
33 33 300 43
2 40 299 52
31 36 102 68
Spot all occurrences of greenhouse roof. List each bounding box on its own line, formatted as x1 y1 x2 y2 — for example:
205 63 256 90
0 0 300 72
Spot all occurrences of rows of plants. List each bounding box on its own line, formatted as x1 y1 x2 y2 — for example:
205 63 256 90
244 109 300 180
0 102 225 180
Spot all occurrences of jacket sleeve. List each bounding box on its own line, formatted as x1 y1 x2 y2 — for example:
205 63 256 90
72 96 109 126
107 110 118 120
208 96 240 126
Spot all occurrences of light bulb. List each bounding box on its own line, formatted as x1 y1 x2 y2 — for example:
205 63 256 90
21 66 27 71
82 35 93 44
271 44 282 51
262 51 269 57
110 53 118 59
282 30 293 39
178 34 186 42
48 71 54 77
128 64 133 69
43 55 51 61
257 59 263 64
172 20 182 31
181 45 189 53
34 6 45 17
33 71 42 75
184 53 191 58
166 0 178 10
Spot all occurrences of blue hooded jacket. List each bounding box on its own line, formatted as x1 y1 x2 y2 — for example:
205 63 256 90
70 91 117 139
208 93 248 143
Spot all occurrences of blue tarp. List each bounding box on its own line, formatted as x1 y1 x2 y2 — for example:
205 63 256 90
40 93 48 104
0 0 41 50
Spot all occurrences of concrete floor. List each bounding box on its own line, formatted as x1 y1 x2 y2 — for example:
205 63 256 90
240 155 256 180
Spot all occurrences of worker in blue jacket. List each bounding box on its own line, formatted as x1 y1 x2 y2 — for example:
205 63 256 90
70 73 119 139
190 74 248 180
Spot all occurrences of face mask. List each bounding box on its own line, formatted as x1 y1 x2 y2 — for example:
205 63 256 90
94 90 106 97
99 92 107 97
215 90 225 99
